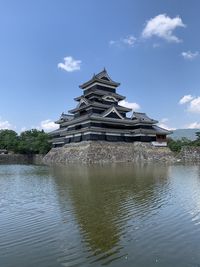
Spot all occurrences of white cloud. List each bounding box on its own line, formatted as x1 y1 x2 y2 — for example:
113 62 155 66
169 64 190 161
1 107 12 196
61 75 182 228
158 123 176 131
142 14 186 43
179 95 200 114
181 51 199 60
0 118 12 130
109 35 136 48
158 118 176 131
40 119 58 132
187 122 200 129
179 94 194 104
188 97 200 113
58 56 81 72
20 120 58 133
119 100 140 111
122 35 136 47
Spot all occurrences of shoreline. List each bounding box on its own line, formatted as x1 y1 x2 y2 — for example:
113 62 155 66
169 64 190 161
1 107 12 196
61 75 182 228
44 141 200 165
1 142 200 165
0 154 44 165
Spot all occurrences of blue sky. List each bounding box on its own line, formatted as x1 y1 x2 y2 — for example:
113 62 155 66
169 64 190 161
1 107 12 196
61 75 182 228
0 0 200 132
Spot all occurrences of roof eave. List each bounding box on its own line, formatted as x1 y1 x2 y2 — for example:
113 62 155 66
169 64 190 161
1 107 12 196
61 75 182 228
79 78 120 89
55 120 62 124
117 105 132 112
153 125 173 135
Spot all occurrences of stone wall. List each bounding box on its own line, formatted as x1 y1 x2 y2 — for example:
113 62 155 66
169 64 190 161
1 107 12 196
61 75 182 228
1 143 199 165
178 146 200 163
43 141 175 164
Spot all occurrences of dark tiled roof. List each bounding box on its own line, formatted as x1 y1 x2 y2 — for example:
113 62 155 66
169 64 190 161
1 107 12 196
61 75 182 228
131 112 158 124
74 90 125 101
55 113 74 124
69 101 131 113
152 125 172 134
61 113 74 120
79 69 120 89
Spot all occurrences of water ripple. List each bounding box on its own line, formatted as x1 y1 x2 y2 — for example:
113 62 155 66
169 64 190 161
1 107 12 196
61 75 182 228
1 164 200 267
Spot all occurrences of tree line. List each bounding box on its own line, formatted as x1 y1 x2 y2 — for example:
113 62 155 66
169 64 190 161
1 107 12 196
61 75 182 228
1 129 200 155
168 131 200 152
0 129 51 154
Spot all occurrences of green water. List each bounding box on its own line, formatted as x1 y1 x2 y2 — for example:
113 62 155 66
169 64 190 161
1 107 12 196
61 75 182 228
0 163 200 267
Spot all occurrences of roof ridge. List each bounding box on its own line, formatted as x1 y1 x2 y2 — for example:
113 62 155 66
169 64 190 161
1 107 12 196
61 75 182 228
79 69 120 89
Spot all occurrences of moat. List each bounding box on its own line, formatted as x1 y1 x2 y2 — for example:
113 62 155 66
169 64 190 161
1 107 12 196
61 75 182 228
1 163 200 267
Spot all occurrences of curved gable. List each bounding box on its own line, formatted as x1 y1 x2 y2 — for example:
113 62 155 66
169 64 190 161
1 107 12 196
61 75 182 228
102 106 124 119
76 98 89 108
102 95 117 102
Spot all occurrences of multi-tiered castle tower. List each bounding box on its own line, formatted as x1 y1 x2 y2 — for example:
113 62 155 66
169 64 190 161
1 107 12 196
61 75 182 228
50 69 170 147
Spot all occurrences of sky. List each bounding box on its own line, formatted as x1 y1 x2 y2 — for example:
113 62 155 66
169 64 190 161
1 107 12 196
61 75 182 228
0 0 200 132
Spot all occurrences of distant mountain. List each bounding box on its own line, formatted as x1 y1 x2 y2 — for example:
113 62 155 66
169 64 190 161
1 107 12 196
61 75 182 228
170 129 200 140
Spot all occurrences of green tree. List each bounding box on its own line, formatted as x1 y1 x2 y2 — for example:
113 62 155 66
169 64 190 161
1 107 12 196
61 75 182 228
167 137 192 152
17 129 51 154
196 131 200 139
0 130 18 152
192 131 200 146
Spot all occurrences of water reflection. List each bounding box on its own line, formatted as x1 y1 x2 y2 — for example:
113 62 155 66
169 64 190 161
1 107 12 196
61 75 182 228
51 163 170 265
1 164 200 267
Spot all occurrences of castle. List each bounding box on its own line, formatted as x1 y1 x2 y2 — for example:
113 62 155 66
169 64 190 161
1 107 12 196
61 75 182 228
49 69 170 147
